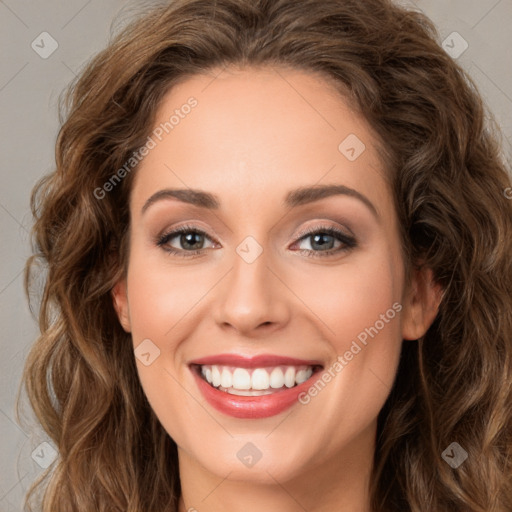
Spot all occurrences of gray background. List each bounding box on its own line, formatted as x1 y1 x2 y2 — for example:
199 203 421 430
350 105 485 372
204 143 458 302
1 0 511 510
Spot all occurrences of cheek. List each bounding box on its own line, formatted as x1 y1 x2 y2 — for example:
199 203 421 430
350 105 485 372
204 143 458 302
124 247 223 423
291 248 402 348
125 248 211 343
124 252 205 438
291 246 405 420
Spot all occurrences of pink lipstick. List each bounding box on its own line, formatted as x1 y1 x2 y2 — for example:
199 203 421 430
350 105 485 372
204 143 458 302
189 354 323 419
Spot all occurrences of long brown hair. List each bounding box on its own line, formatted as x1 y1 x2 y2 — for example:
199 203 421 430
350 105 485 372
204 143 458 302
18 0 512 510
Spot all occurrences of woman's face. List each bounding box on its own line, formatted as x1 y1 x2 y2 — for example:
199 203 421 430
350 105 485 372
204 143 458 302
113 66 434 487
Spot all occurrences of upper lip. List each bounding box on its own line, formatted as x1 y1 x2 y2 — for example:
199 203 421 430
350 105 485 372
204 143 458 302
189 353 324 368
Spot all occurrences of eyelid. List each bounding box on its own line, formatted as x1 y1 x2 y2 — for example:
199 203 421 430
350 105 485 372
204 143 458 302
293 222 354 242
156 221 357 258
290 223 357 256
156 224 217 245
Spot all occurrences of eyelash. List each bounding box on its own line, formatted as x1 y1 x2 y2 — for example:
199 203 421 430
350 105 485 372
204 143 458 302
156 223 357 259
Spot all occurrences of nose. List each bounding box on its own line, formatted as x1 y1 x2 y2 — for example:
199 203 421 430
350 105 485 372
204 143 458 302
212 248 291 336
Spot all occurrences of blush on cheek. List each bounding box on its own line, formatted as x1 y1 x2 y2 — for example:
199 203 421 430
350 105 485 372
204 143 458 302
293 264 397 346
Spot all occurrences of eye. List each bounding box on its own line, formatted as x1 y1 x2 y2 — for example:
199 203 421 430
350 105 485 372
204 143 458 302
292 225 357 258
156 223 357 259
156 224 216 257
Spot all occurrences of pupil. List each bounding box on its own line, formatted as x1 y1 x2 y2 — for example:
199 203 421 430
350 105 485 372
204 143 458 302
182 232 203 250
312 234 333 250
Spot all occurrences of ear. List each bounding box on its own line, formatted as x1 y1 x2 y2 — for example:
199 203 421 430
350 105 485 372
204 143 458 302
111 278 132 332
401 264 443 341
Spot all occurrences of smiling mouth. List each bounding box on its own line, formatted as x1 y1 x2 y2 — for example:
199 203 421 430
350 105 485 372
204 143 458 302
192 364 323 396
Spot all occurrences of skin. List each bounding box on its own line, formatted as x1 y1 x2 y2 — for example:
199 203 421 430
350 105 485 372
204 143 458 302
112 66 442 512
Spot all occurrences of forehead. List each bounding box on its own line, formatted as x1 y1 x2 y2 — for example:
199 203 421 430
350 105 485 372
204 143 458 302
130 66 391 217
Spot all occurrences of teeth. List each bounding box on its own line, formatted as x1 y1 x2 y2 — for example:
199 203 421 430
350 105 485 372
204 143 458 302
200 364 314 392
251 368 270 390
232 368 251 390
284 367 295 388
220 368 232 388
227 388 274 396
295 369 311 385
211 366 221 387
270 367 285 388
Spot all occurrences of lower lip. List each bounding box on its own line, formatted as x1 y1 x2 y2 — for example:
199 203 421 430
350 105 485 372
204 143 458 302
191 366 320 419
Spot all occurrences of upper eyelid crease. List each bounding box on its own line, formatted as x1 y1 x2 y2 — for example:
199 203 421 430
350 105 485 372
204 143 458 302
141 184 379 220
157 224 357 258
159 224 353 242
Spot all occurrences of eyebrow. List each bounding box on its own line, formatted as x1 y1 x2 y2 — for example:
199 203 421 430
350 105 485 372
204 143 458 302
141 184 379 219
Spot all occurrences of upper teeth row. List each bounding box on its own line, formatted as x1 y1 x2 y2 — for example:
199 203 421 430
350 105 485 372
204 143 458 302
200 365 314 390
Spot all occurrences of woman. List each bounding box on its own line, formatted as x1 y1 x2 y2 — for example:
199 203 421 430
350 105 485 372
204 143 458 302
18 0 512 510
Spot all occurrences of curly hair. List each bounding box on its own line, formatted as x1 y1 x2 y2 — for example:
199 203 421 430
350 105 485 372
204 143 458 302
17 0 512 510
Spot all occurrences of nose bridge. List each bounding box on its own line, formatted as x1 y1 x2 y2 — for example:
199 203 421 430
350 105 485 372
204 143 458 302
213 238 289 333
